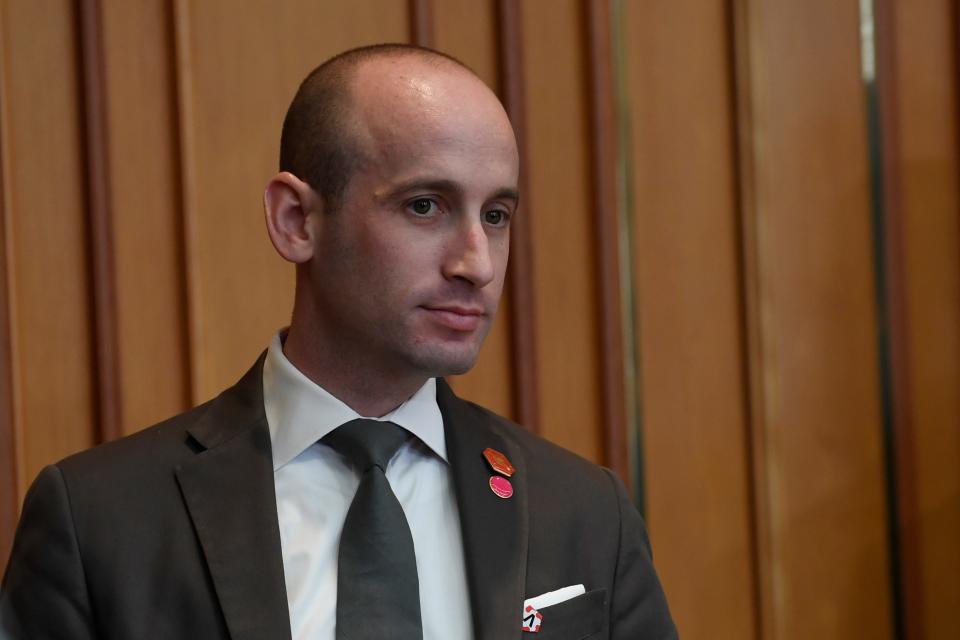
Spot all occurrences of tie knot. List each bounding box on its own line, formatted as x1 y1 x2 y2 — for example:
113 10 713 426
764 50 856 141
324 419 410 472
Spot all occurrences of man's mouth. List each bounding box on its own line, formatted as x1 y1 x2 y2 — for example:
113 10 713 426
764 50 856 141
421 305 485 332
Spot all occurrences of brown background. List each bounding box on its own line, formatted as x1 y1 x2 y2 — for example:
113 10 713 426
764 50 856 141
1 1 958 638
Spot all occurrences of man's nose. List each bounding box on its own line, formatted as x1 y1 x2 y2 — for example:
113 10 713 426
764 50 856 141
442 219 495 288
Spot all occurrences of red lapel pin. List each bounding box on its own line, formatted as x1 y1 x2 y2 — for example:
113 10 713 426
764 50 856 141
482 447 515 477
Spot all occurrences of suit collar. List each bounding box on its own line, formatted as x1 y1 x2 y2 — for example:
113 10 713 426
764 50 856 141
176 361 530 640
176 355 292 640
185 352 267 450
438 380 529 640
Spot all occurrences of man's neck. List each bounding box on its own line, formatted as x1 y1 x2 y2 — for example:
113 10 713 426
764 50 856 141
281 324 428 418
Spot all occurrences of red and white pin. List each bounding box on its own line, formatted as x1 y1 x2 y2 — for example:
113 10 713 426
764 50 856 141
489 475 513 499
522 604 543 633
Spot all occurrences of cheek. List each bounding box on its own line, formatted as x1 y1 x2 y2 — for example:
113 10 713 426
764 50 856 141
490 238 510 282
362 225 444 277
352 235 433 304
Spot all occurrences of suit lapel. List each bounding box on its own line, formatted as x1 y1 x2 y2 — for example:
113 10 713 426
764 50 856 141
175 357 292 640
438 381 528 640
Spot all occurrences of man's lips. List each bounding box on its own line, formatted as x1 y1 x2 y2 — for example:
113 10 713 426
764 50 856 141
421 305 485 332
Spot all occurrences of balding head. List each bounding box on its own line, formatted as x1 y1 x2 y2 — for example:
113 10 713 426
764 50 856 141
279 44 494 212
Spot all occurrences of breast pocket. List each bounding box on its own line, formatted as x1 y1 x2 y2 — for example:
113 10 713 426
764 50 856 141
528 588 607 640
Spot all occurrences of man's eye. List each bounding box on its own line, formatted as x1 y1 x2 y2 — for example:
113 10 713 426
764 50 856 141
484 209 508 226
410 198 436 216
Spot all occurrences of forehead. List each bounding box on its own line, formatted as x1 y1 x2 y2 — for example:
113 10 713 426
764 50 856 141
346 57 519 188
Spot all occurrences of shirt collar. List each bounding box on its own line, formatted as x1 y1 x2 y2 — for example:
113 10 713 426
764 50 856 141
262 332 447 471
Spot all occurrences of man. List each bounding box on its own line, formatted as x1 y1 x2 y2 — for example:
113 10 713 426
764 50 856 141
1 44 676 639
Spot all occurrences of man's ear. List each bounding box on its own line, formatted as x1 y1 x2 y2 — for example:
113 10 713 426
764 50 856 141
264 172 321 264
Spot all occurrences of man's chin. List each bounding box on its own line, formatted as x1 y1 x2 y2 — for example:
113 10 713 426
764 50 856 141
407 342 482 378
438 359 476 377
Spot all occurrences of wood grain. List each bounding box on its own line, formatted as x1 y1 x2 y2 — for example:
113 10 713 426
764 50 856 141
78 0 122 443
2 0 97 494
0 0 19 570
730 0 774 635
172 0 202 405
520 0 602 460
625 1 758 637
409 0 433 48
736 0 893 637
102 0 191 433
433 0 499 86
889 0 960 635
873 0 920 636
585 0 627 480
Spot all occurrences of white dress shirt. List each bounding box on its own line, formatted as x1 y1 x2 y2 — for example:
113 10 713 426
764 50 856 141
262 333 474 640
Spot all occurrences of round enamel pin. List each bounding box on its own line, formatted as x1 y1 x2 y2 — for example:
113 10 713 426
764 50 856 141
489 475 514 499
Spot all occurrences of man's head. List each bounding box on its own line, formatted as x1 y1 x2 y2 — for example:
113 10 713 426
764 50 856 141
264 44 519 395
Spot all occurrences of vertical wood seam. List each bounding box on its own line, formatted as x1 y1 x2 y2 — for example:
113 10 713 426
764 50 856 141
409 0 434 48
162 0 193 413
496 0 539 433
172 0 202 406
729 0 775 637
0 0 23 567
584 0 627 480
78 0 122 443
872 1 923 637
956 0 960 196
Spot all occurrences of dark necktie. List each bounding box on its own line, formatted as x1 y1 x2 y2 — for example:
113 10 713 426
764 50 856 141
323 419 423 640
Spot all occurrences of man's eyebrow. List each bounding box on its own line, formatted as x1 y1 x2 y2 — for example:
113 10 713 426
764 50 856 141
492 187 520 204
379 178 520 204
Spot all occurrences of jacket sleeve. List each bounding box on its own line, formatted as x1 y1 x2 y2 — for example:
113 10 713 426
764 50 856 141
603 468 679 639
0 464 97 640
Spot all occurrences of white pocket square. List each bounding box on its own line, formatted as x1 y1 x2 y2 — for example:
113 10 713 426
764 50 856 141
524 584 586 610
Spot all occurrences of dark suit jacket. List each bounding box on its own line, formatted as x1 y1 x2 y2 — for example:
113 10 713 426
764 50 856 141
1 356 676 639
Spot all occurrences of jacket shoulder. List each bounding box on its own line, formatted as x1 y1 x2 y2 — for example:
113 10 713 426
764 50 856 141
55 399 215 483
56 353 266 481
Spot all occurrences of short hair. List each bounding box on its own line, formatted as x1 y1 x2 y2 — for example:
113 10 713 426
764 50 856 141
278 44 472 212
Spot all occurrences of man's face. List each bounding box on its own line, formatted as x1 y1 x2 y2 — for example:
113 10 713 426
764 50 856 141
304 59 519 380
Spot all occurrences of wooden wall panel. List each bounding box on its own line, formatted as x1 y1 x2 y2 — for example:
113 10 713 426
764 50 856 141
78 0 122 444
892 0 960 635
409 0 433 47
434 0 514 420
102 0 191 434
0 0 16 568
176 0 409 402
432 0 498 87
521 0 602 461
585 0 628 480
735 1 893 637
623 1 757 638
1 0 97 498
